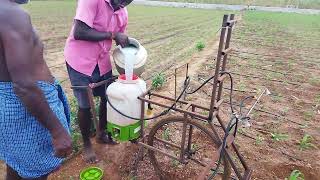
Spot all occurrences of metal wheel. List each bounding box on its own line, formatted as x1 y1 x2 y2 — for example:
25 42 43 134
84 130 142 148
148 116 231 180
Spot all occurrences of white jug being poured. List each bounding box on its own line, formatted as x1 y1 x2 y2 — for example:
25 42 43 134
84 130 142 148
118 45 136 81
113 38 147 76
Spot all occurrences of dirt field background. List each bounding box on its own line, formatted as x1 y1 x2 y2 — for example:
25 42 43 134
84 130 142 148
0 1 319 180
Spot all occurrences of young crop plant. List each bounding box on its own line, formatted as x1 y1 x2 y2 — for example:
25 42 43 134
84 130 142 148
298 134 316 151
196 41 205 51
285 170 304 180
152 73 166 89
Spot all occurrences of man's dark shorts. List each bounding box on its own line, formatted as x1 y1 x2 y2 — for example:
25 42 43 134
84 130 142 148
66 63 112 108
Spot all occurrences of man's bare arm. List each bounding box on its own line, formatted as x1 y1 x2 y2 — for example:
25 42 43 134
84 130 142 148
74 20 113 41
73 20 129 47
0 9 71 157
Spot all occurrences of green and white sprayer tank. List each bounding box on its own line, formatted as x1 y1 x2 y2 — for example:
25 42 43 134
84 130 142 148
107 38 148 141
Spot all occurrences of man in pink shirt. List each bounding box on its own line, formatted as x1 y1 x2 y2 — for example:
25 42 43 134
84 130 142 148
64 0 133 163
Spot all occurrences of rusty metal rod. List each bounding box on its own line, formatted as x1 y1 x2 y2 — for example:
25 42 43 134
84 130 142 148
208 14 229 121
216 114 249 170
217 14 234 102
142 93 211 111
145 93 189 105
138 142 182 162
197 147 222 180
180 114 188 162
226 19 237 26
224 149 243 179
214 99 224 109
189 156 207 167
87 88 100 136
151 93 212 111
153 137 180 149
221 47 233 55
217 74 227 82
139 96 214 120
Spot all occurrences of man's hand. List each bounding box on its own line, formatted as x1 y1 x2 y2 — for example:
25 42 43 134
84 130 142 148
52 128 72 158
114 32 129 48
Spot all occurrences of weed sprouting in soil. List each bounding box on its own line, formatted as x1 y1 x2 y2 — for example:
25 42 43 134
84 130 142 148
280 107 290 116
271 94 283 103
303 110 315 121
191 144 199 151
315 94 320 105
172 159 180 167
162 128 170 141
285 170 304 180
255 134 264 145
238 81 246 92
298 134 316 151
200 110 209 116
299 122 309 129
309 77 320 86
271 132 289 141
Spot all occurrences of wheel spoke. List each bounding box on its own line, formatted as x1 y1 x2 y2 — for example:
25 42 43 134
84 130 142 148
147 116 231 179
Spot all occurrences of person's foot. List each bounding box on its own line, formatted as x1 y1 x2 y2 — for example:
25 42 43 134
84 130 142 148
82 143 99 164
96 133 118 145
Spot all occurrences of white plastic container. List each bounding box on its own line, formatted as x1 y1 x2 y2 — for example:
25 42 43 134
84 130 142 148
106 75 147 141
112 38 147 76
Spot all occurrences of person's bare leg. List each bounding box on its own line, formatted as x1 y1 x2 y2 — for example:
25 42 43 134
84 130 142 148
6 165 22 180
78 108 98 163
96 96 117 144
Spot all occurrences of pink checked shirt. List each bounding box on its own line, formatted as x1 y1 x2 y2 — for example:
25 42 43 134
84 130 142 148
64 0 128 76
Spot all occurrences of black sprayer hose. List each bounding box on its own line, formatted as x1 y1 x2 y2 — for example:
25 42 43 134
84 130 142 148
208 71 239 179
186 75 215 94
106 77 191 121
106 72 247 180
